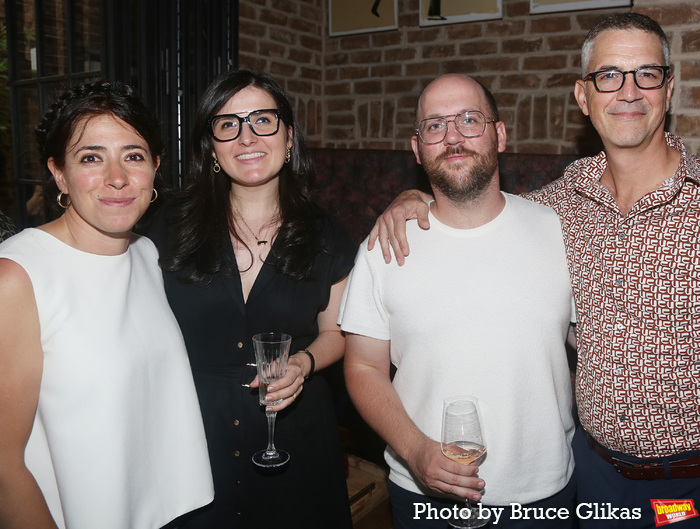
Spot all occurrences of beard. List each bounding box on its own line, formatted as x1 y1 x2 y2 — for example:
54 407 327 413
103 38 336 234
419 142 498 203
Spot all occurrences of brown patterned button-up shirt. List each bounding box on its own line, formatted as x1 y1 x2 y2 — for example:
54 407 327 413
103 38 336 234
527 133 700 458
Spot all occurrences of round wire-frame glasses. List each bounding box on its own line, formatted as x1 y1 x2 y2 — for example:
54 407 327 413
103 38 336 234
416 111 497 145
210 109 281 142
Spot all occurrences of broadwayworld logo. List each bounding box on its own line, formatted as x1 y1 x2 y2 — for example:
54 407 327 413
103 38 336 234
650 499 698 527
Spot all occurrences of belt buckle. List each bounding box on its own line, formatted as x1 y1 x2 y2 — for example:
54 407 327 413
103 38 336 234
610 456 660 471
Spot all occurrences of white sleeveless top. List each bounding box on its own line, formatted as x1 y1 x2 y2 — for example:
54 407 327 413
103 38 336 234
0 229 213 529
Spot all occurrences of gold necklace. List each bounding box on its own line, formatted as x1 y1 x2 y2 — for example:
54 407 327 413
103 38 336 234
233 205 278 246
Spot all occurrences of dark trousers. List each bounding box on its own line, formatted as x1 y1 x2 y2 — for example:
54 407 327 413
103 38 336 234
388 477 575 529
572 426 700 529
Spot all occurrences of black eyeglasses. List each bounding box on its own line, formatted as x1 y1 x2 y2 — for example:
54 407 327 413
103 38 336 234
210 109 281 142
584 66 670 93
416 111 497 144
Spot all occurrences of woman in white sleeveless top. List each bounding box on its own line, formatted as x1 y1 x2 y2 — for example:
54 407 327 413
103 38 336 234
0 82 213 529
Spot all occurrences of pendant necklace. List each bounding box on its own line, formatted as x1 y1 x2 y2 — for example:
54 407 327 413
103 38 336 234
233 205 277 246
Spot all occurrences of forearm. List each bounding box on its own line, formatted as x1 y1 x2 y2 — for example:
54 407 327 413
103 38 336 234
345 361 427 463
0 470 58 529
295 328 344 376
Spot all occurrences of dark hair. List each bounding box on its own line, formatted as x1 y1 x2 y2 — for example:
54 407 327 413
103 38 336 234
36 80 164 172
581 13 670 76
161 69 321 283
35 81 165 216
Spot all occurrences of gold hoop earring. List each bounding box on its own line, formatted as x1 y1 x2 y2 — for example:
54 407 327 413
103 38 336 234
285 148 291 164
213 159 221 173
150 189 158 203
57 192 71 209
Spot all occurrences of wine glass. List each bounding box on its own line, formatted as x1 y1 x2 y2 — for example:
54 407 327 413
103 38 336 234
251 332 291 468
441 395 490 528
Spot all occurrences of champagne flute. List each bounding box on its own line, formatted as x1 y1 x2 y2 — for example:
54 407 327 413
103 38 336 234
441 396 490 528
251 332 291 468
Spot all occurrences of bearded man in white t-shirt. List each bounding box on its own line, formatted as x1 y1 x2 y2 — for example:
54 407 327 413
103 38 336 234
339 74 577 529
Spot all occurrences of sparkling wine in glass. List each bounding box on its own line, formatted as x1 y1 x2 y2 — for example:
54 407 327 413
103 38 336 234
251 332 291 468
441 396 490 528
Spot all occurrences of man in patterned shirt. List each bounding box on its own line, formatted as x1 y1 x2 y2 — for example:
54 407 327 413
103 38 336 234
369 13 700 529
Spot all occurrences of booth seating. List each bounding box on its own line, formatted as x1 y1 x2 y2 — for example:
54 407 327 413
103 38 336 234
310 148 580 246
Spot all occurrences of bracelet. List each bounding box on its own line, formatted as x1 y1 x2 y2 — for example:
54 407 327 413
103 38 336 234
297 349 315 380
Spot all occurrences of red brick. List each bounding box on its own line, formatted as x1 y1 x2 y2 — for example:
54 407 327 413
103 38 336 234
637 4 700 26
550 96 566 138
259 41 286 59
407 27 443 43
340 35 372 50
533 95 548 139
299 67 322 82
459 41 498 56
517 96 532 140
240 21 266 39
480 57 518 72
675 114 700 137
372 32 403 47
523 55 567 70
340 66 370 80
422 44 458 59
325 83 351 96
259 9 287 26
505 1 530 18
486 21 526 37
371 64 402 77
324 53 350 66
530 16 572 34
503 38 543 54
501 74 542 90
385 48 417 62
496 92 518 108
328 99 354 112
354 80 383 94
547 35 585 52
446 24 483 40
300 35 322 50
269 61 297 77
386 79 420 93
444 59 480 75
351 50 383 64
546 73 579 88
328 114 357 126
405 62 440 77
682 30 700 53
288 49 315 65
273 0 298 17
681 60 700 80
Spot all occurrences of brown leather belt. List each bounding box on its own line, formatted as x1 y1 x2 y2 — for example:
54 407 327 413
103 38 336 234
585 432 700 480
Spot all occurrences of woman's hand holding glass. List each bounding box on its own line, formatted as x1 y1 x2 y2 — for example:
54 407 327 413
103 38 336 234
249 351 310 411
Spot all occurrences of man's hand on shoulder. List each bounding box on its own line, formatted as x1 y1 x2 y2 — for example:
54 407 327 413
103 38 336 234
367 189 433 266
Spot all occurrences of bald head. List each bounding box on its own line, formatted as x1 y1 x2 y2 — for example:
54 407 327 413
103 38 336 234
415 75 499 128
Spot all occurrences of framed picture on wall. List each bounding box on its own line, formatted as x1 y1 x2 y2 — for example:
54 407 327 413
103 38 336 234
329 0 398 37
530 0 630 15
419 0 503 27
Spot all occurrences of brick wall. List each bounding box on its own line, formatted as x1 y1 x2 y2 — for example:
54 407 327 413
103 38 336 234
241 0 700 155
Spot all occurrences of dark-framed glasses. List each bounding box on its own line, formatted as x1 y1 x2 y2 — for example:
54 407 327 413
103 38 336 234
416 111 497 144
210 109 281 142
584 66 670 93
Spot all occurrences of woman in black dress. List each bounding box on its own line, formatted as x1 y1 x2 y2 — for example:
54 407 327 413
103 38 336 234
148 70 355 528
